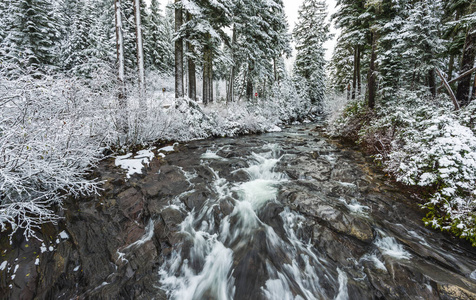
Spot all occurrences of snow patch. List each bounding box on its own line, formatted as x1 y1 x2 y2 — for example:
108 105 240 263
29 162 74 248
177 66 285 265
0 261 7 271
267 125 282 132
115 148 156 178
158 143 178 153
59 230 69 239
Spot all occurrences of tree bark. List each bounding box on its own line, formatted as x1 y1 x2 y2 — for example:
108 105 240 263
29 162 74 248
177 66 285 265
115 0 127 132
352 47 357 100
186 13 196 101
428 68 436 97
174 0 184 98
134 0 145 100
202 37 213 105
456 24 476 106
246 61 254 100
357 46 361 96
448 54 455 81
436 68 460 110
368 32 376 109
226 25 236 103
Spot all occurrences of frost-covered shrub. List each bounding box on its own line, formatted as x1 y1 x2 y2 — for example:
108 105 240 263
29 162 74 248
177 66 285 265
385 111 476 244
0 73 105 239
332 90 476 245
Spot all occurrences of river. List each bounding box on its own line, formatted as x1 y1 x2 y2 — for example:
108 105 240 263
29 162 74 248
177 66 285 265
2 121 476 299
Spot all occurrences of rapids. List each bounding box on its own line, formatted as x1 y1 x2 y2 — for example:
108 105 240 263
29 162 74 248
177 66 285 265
2 121 476 299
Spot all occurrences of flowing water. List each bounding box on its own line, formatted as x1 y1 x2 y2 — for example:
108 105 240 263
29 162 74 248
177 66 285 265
5 121 476 299
153 122 476 299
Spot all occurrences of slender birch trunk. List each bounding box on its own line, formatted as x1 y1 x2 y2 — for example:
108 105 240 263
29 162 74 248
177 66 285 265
174 0 184 98
134 0 145 100
115 0 127 133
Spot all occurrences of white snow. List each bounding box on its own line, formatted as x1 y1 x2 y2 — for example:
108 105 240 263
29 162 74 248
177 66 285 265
74 265 80 272
35 258 40 266
59 231 69 239
158 143 178 152
11 265 19 280
267 125 282 132
0 261 7 271
115 148 155 178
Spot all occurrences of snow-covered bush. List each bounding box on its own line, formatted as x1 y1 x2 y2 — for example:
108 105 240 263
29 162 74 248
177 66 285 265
0 73 105 239
382 103 476 244
331 90 476 245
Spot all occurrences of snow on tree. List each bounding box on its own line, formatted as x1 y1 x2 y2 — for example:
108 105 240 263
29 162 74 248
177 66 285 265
231 0 291 100
144 0 174 74
293 0 330 105
134 0 146 98
174 0 184 98
0 0 61 75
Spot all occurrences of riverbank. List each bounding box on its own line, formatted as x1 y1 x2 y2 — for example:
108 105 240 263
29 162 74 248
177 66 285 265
326 91 476 246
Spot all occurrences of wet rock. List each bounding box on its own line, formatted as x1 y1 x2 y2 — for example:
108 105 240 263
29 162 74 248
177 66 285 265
184 190 209 211
292 195 374 243
257 201 285 239
142 164 188 199
312 224 368 266
438 283 476 299
232 229 270 300
219 198 235 216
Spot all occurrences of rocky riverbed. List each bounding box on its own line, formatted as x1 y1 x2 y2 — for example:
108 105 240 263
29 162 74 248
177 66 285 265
1 122 476 299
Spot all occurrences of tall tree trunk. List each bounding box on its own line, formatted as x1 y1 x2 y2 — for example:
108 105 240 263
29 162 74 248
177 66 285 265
472 73 476 101
186 13 196 101
428 68 436 97
448 54 455 81
273 58 278 83
456 24 476 106
357 46 361 96
368 31 377 110
134 0 145 100
202 38 213 105
246 61 254 100
352 46 357 100
227 25 237 103
174 0 184 98
115 0 127 132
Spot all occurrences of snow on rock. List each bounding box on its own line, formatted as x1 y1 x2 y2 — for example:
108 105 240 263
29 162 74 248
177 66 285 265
115 148 156 179
267 125 282 132
158 143 179 153
59 230 69 239
0 261 7 271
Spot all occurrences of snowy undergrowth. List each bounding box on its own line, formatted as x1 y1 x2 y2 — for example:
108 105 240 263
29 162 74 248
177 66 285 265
0 72 314 240
330 91 476 245
0 73 105 239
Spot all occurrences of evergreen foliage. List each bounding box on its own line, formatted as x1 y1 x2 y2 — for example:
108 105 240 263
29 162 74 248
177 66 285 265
293 0 330 104
329 0 476 245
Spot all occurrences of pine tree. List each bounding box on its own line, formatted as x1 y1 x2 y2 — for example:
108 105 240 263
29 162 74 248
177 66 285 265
293 0 330 104
333 0 370 99
144 0 174 74
233 0 291 100
181 0 233 104
1 0 61 74
60 1 95 76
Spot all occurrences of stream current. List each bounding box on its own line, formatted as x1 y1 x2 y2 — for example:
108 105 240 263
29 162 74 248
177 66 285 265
153 122 476 299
